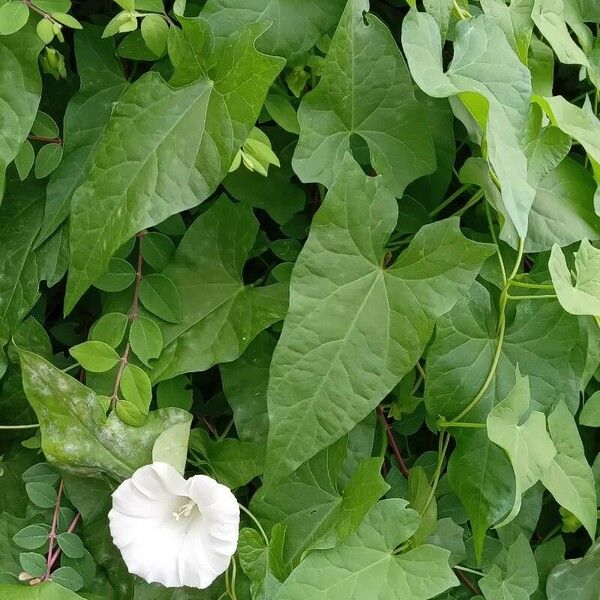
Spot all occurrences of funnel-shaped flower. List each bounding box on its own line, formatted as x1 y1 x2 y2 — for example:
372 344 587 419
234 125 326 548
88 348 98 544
108 462 239 589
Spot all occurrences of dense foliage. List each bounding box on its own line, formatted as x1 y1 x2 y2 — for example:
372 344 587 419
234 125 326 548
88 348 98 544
1 0 600 598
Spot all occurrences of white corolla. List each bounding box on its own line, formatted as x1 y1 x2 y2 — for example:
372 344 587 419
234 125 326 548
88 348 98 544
108 462 240 589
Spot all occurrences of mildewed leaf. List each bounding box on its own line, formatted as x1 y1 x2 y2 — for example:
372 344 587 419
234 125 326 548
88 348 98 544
486 372 556 527
36 27 128 246
275 499 459 600
202 0 346 60
65 22 284 312
549 239 600 316
266 157 493 481
19 349 192 480
151 197 289 382
0 24 42 198
402 9 534 239
540 401 597 541
292 0 436 197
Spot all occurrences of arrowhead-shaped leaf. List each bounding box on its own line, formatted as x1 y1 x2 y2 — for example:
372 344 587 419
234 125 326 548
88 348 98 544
292 0 436 197
266 157 493 481
65 23 284 312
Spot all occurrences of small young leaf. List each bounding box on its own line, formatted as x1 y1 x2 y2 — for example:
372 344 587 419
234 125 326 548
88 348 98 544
129 315 163 366
120 364 152 413
50 12 82 29
152 419 192 475
26 481 57 509
13 524 51 550
19 552 47 578
61 549 96 586
14 140 35 180
0 1 29 36
139 273 182 323
141 13 168 56
141 231 175 270
57 532 85 558
22 462 59 485
115 399 147 427
51 565 84 591
32 111 59 138
69 340 120 373
93 258 136 292
90 312 129 348
34 142 63 179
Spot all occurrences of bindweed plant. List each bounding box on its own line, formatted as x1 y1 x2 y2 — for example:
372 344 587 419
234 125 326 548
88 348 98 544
0 0 600 599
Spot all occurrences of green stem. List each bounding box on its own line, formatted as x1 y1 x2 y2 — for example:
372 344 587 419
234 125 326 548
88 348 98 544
510 280 554 290
239 504 269 546
422 432 450 515
454 565 483 577
453 189 484 217
507 294 557 301
485 202 507 285
429 184 470 217
438 421 486 429
0 423 40 430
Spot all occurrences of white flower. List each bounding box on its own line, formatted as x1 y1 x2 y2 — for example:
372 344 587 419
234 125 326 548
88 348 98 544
108 462 240 589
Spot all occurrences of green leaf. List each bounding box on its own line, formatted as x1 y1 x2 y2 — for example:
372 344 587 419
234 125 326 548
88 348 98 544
19 552 47 577
402 9 534 239
36 18 55 44
19 349 192 480
34 143 63 179
479 535 538 600
65 23 284 311
129 315 163 366
93 258 135 292
293 0 435 197
32 111 59 138
580 390 600 426
220 331 275 445
550 240 600 316
140 231 174 271
69 340 120 372
238 527 283 600
119 364 152 414
0 2 29 36
50 12 82 29
36 28 128 245
50 566 83 591
547 540 600 600
152 419 192 475
156 375 192 411
140 13 168 55
151 197 289 382
540 401 597 541
25 481 57 508
0 23 43 198
0 582 85 600
139 274 182 324
56 532 85 559
14 140 34 180
90 312 129 348
202 0 346 60
486 372 556 527
266 157 493 481
22 462 59 485
275 499 458 600
13 524 51 550
189 428 264 489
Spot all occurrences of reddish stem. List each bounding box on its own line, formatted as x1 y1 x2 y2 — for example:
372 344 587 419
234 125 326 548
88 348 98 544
44 480 64 581
48 513 81 571
454 569 481 596
27 135 63 146
376 406 409 478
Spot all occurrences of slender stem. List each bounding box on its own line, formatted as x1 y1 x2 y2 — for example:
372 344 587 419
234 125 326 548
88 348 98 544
238 504 269 547
429 184 470 217
485 202 507 285
454 568 481 595
376 406 409 478
454 565 484 576
507 294 557 301
27 135 63 146
44 480 64 581
509 281 554 290
22 0 60 24
508 238 525 281
423 432 450 515
415 361 426 381
0 423 39 430
110 232 144 409
61 363 79 374
48 513 81 571
438 421 486 429
453 189 484 217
